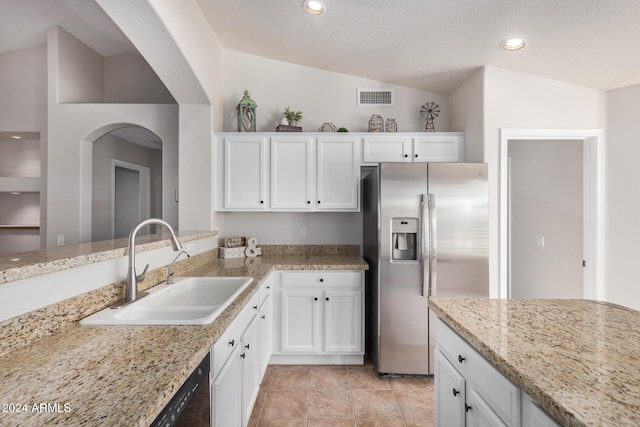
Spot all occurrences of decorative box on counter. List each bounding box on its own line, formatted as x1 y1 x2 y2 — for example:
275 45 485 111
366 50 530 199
219 236 262 258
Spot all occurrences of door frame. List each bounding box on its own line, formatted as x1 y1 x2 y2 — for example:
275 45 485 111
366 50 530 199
499 129 605 300
111 159 150 239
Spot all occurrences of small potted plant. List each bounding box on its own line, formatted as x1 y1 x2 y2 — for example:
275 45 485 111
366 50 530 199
283 107 303 126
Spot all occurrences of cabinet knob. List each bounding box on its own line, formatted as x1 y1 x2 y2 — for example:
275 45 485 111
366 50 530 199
253 305 258 310
307 201 311 204
404 154 408 158
465 403 472 413
325 297 330 301
317 200 321 204
261 315 266 319
229 339 235 347
458 355 466 363
240 352 246 359
452 388 459 397
245 344 250 349
319 278 324 283
260 200 264 204
266 285 271 289
415 154 418 158
314 297 318 301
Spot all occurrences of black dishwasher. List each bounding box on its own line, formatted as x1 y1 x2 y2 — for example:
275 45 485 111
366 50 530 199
152 353 210 427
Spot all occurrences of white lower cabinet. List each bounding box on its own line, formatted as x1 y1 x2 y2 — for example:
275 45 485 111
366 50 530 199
210 276 273 427
521 393 561 427
211 344 242 427
272 271 364 364
435 318 561 427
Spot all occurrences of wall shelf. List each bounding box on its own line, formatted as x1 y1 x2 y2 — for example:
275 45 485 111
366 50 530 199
0 225 40 230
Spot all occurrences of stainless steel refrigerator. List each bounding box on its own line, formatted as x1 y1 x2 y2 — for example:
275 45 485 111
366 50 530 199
362 162 488 376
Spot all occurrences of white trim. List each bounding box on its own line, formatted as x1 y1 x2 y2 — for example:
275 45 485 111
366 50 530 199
111 159 150 239
499 129 604 300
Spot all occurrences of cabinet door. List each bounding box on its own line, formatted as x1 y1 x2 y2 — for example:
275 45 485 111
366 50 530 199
241 316 260 427
270 136 314 209
466 388 508 427
435 349 465 427
281 290 320 352
324 290 362 353
224 136 268 209
413 134 463 162
211 345 242 427
362 135 412 162
258 292 273 381
316 137 359 210
522 393 561 427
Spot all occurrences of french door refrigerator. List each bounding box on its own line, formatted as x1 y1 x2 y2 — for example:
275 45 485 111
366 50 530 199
363 162 489 375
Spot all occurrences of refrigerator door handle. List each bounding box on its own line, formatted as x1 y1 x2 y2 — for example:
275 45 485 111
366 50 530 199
429 193 437 297
421 193 430 297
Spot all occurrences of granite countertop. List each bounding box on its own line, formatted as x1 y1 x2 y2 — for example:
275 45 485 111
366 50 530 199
429 298 640 427
0 254 367 427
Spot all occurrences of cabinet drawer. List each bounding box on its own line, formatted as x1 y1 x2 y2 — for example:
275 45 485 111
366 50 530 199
436 318 520 426
212 292 260 378
281 271 362 288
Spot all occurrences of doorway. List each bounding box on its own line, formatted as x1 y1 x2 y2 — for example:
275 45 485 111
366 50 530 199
113 161 150 239
499 129 604 301
508 140 583 298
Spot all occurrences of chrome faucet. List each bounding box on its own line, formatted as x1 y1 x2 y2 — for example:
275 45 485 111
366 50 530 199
166 250 190 284
123 218 183 306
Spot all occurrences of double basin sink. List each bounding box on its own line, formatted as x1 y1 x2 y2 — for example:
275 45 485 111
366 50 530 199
80 276 253 326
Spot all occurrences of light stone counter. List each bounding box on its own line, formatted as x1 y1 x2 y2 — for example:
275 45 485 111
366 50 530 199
0 253 367 427
429 298 640 427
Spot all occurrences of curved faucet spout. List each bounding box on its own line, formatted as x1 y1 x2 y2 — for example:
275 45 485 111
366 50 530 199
123 218 182 306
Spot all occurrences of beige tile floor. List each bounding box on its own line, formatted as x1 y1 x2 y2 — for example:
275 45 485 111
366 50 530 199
249 362 435 427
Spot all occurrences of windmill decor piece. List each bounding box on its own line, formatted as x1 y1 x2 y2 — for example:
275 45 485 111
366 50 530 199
420 102 440 132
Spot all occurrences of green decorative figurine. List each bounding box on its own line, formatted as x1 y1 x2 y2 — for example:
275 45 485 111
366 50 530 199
237 90 257 132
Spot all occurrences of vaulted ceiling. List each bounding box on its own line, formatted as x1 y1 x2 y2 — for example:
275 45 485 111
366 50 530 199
3 0 640 95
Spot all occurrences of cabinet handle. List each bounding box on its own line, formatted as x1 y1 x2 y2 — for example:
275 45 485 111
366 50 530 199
245 344 250 349
261 315 266 319
229 339 235 347
253 305 258 310
326 297 329 301
465 403 472 412
452 388 459 397
240 352 246 359
458 355 466 363
266 285 271 289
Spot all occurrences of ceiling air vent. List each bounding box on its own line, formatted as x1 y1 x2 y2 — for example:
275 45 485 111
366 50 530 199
357 89 394 107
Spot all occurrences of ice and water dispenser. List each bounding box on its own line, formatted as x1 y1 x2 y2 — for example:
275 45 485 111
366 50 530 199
391 218 418 261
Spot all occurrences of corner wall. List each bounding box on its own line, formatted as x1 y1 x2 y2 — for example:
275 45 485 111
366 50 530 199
605 84 640 310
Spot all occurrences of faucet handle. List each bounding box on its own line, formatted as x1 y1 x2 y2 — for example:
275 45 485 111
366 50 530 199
137 264 150 282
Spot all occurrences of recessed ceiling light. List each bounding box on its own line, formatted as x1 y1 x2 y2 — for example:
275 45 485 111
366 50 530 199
303 0 325 15
11 135 21 140
10 192 22 195
502 38 526 51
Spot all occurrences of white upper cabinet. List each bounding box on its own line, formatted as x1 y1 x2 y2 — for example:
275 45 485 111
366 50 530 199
316 136 359 211
270 136 314 210
222 135 268 210
363 132 464 163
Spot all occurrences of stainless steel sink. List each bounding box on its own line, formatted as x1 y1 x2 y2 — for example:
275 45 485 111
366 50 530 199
80 276 253 325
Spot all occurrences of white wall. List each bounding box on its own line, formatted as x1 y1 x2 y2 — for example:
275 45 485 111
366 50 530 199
509 140 583 299
223 50 452 133
47 26 179 247
221 212 362 246
450 68 484 162
57 28 104 103
104 53 175 104
605 84 640 310
483 67 605 297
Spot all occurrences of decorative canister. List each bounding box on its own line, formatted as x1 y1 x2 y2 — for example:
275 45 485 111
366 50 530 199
385 118 398 132
368 114 384 132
